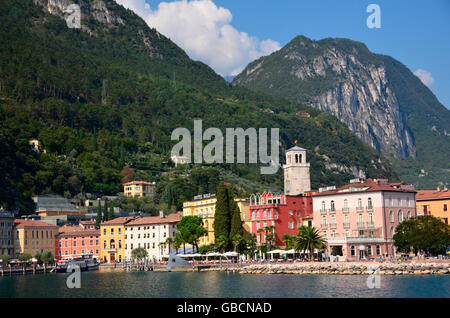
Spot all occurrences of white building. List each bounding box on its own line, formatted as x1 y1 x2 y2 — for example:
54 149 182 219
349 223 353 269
124 212 182 261
283 145 311 195
171 155 189 167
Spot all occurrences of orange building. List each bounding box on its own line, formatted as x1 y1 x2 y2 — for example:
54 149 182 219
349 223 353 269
416 187 450 224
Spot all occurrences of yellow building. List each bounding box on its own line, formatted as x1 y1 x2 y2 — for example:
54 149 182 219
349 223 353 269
100 217 138 263
416 188 450 225
14 219 58 257
182 194 250 246
123 181 156 198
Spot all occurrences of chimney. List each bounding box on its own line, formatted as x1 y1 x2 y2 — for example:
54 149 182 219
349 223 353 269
159 210 165 218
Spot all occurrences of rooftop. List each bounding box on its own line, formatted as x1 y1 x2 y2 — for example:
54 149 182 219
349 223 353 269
313 178 416 197
123 181 156 186
15 219 58 229
58 225 100 236
126 212 183 226
416 189 450 201
286 145 306 152
101 216 139 226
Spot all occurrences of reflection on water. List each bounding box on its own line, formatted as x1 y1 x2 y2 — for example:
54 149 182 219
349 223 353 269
0 270 448 298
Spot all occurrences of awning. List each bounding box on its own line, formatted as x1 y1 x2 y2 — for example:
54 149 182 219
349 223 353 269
267 249 285 254
223 252 239 257
359 245 366 251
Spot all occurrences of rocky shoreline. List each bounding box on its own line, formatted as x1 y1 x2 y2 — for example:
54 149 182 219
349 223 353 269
201 262 450 275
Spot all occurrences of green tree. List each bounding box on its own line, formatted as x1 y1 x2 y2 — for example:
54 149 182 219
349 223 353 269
131 248 148 262
214 182 231 250
0 254 11 267
229 198 244 243
165 237 173 254
246 233 257 258
231 234 245 253
108 204 115 221
119 141 125 168
215 235 229 253
18 253 32 263
282 234 296 249
96 200 102 228
295 226 327 261
199 245 213 254
393 215 450 255
174 232 183 254
103 199 109 222
176 216 208 253
264 225 276 251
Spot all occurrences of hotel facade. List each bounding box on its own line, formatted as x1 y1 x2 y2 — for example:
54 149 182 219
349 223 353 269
124 212 182 261
312 178 417 259
0 209 14 256
182 194 250 246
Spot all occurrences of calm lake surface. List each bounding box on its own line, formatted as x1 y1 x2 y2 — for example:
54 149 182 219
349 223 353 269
0 269 449 298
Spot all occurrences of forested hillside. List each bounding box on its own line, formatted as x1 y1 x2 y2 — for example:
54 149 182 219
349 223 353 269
0 0 397 215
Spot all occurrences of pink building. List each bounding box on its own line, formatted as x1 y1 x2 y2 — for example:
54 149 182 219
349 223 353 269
312 178 417 260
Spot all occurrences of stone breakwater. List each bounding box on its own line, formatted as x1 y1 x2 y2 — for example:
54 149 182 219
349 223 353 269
201 262 450 275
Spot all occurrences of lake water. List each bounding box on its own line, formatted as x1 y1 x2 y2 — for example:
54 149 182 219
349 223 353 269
0 269 449 298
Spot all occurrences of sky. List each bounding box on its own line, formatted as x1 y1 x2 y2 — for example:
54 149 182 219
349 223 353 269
115 0 450 109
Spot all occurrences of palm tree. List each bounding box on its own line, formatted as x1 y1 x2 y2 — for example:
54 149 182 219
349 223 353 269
246 233 257 259
257 228 265 246
231 234 244 253
215 235 228 253
264 225 276 251
165 237 173 254
295 226 327 261
282 234 295 249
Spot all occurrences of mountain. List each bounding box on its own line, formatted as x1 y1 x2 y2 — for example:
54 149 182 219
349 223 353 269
0 0 398 214
233 35 450 189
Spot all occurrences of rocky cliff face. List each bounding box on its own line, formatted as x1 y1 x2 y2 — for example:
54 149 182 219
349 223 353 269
233 36 416 160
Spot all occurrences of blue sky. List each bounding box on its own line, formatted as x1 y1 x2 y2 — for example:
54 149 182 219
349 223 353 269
121 0 450 108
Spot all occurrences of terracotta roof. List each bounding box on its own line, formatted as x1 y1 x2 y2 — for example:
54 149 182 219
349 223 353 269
58 225 100 237
126 212 182 226
15 219 58 229
313 178 416 197
101 216 139 226
80 220 96 225
123 181 155 186
416 190 450 201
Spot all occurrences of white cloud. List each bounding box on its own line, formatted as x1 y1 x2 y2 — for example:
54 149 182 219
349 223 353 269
115 0 281 76
414 69 434 87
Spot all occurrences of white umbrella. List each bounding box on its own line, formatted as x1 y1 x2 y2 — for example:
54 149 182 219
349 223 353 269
284 249 296 254
206 252 222 257
223 251 238 257
267 249 284 254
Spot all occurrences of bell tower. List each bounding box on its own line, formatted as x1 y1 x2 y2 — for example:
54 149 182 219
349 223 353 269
283 144 311 195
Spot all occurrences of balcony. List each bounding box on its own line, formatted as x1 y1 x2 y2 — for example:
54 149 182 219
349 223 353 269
103 248 117 253
357 206 363 213
366 206 373 212
343 222 350 229
326 236 386 244
342 207 349 213
366 222 375 229
357 222 365 230
320 209 327 215
328 209 336 214
329 223 337 229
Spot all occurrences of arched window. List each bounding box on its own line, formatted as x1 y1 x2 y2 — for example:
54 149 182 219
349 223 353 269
256 210 260 218
407 211 411 220
390 211 394 223
344 199 348 209
299 154 302 163
322 215 327 227
351 246 355 256
295 154 299 163
263 210 267 218
398 210 403 223
110 228 114 235
368 198 373 209
110 239 115 249
358 198 362 208
368 213 373 225
251 212 255 220
321 201 326 211
390 226 394 238
330 200 335 211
